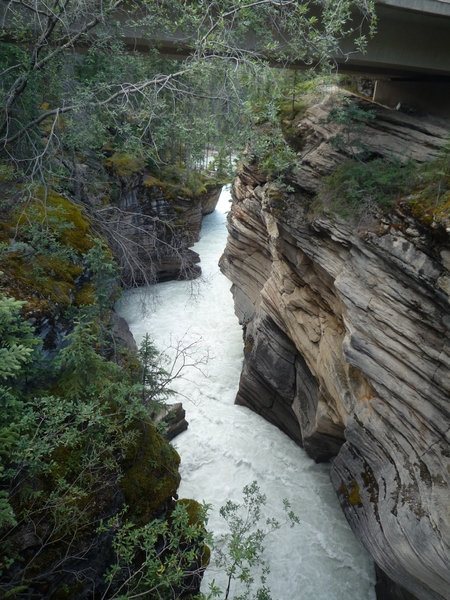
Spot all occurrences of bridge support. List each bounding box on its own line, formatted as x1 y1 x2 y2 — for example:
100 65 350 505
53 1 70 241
373 79 450 119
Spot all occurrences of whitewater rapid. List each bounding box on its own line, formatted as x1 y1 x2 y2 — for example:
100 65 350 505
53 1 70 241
116 188 376 600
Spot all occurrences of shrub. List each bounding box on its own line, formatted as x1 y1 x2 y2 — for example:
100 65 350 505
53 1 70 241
320 156 417 217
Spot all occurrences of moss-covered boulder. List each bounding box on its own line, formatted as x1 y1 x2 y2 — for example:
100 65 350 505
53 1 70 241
0 185 95 326
120 419 181 523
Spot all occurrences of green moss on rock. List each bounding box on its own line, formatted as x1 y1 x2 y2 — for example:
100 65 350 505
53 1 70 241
119 419 181 523
143 175 166 191
105 152 145 178
176 498 204 526
339 480 363 507
74 282 96 307
0 186 94 317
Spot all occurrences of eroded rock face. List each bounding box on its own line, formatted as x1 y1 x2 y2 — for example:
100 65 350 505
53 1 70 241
104 164 222 285
117 181 222 285
220 98 450 600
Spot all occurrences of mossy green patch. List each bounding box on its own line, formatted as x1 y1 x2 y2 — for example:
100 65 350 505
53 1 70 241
0 249 82 316
42 191 93 254
143 175 166 191
176 498 204 526
407 186 450 228
74 282 95 307
155 165 217 199
105 152 145 178
119 419 180 523
201 543 211 568
0 186 95 316
339 480 362 507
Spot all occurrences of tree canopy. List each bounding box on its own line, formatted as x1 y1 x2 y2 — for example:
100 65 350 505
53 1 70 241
1 0 376 172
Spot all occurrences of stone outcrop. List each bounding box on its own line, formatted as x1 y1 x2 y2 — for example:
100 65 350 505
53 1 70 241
153 402 189 441
220 96 450 600
104 159 222 285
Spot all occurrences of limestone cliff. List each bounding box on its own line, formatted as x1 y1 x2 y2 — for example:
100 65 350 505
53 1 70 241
220 97 450 600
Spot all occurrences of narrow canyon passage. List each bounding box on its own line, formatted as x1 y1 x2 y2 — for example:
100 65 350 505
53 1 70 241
116 189 376 600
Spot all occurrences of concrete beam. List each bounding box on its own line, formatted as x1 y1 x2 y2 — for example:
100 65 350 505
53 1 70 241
116 2 450 80
373 79 450 118
376 0 450 17
335 2 450 79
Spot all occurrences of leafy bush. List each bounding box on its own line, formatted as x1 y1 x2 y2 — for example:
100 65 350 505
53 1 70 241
326 101 376 160
320 156 417 217
407 140 450 225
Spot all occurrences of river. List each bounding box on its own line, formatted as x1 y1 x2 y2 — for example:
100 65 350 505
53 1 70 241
115 188 376 600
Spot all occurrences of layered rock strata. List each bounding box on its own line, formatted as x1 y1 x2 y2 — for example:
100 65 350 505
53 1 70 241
116 179 222 285
102 159 221 285
220 97 450 600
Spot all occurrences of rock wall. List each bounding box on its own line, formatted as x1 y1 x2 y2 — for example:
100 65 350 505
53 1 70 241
220 97 450 600
109 165 222 285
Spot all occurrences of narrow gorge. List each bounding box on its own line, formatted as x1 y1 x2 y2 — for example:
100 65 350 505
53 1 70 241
220 95 450 600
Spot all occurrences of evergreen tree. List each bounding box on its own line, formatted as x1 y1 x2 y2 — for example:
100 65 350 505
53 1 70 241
0 291 39 529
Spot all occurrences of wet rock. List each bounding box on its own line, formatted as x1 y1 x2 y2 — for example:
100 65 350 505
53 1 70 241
107 168 222 286
111 311 138 352
153 402 189 441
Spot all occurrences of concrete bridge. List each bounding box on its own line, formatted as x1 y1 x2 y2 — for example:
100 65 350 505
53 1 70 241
338 0 450 117
119 0 450 117
2 0 450 117
123 1 450 78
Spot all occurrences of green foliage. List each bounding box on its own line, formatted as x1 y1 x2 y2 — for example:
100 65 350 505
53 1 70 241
241 71 343 178
56 318 120 399
84 237 121 316
0 423 21 530
326 100 376 160
138 333 175 409
209 146 234 183
102 500 209 599
208 481 299 600
0 490 16 530
244 96 298 179
320 156 417 217
0 291 39 529
408 139 450 225
0 291 38 424
0 294 37 385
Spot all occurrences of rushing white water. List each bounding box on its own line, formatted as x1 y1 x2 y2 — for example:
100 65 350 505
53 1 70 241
116 189 376 600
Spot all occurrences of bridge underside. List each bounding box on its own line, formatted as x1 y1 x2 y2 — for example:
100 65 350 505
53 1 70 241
3 0 450 118
122 1 450 118
127 2 450 80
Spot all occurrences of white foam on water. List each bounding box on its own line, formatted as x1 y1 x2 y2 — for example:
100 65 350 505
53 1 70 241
116 189 376 600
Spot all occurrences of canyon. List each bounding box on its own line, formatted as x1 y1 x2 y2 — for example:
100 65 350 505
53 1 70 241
220 95 450 600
